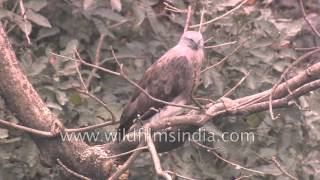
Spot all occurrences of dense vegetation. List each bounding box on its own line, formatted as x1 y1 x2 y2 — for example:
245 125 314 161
0 0 319 179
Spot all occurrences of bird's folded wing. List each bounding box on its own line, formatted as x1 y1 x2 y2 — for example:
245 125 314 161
119 54 194 132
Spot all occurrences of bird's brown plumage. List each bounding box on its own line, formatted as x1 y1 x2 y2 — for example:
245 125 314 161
118 31 204 140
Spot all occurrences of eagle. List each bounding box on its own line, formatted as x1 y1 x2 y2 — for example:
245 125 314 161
117 31 204 140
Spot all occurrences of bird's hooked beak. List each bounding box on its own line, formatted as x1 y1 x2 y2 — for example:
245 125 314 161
197 40 204 49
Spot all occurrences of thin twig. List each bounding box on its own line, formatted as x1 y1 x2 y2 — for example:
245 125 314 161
195 97 216 104
100 55 138 64
198 8 205 33
201 41 244 74
73 52 88 92
193 141 265 175
222 71 251 98
294 47 320 51
106 146 148 159
298 0 320 38
235 174 254 180
190 0 248 28
86 33 106 88
184 6 192 32
74 48 116 123
19 0 31 44
108 142 146 180
163 2 187 13
271 156 298 180
0 118 53 137
50 52 120 76
108 20 129 29
205 41 238 49
233 47 320 112
66 117 116 132
51 51 200 110
0 116 117 137
166 171 197 180
57 159 90 180
204 36 215 44
76 89 116 123
268 47 320 120
146 128 172 180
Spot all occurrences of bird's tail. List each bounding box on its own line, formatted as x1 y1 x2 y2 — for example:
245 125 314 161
116 123 129 142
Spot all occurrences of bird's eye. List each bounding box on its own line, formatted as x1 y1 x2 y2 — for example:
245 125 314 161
185 38 198 50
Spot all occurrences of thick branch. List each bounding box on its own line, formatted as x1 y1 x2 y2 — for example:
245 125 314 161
0 22 114 179
147 62 320 130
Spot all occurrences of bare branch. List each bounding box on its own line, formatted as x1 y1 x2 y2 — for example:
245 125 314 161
164 2 187 13
86 33 106 88
190 0 248 28
0 118 53 137
205 41 238 49
51 51 201 111
166 171 196 180
298 0 320 38
73 53 88 92
57 159 90 180
106 146 148 159
76 89 116 123
18 0 31 44
146 62 320 130
201 41 244 74
294 46 320 51
184 6 192 32
66 118 116 133
108 142 146 180
271 156 298 180
222 71 250 98
193 141 265 175
198 8 205 32
268 47 320 120
50 52 120 76
146 128 172 180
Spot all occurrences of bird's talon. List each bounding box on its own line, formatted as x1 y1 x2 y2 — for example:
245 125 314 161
50 120 64 136
150 107 160 113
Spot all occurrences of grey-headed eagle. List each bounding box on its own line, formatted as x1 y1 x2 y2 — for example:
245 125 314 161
118 31 204 140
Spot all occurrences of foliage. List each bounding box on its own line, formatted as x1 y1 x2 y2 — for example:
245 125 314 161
0 0 319 179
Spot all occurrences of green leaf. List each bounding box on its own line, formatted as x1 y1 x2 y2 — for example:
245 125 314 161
35 27 60 41
132 2 146 28
92 18 116 38
26 9 52 28
60 39 79 56
92 8 127 22
255 20 280 39
16 19 32 36
0 9 33 35
0 128 9 139
0 9 13 18
69 91 83 106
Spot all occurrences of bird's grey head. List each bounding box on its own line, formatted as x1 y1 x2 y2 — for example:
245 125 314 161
179 31 204 51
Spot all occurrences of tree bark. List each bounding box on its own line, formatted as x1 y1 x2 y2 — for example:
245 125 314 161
0 22 113 179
